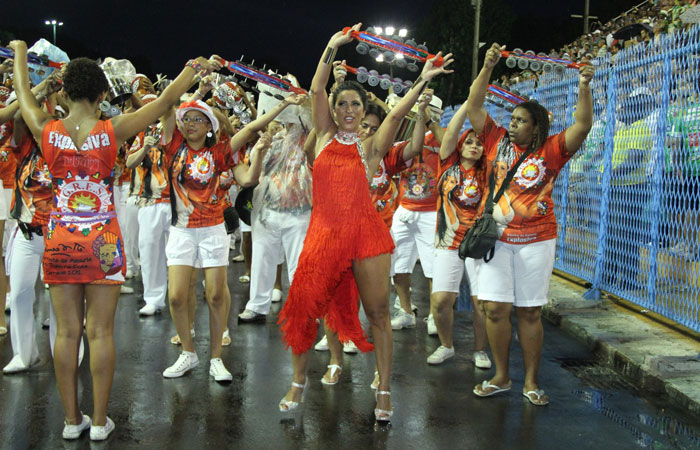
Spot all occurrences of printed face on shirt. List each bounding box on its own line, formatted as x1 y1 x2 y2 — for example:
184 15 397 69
179 111 212 143
460 131 484 162
508 107 536 147
359 113 381 140
334 90 365 132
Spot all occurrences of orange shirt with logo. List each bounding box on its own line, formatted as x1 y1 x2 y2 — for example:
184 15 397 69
479 114 571 245
398 131 441 212
41 119 125 284
164 129 238 228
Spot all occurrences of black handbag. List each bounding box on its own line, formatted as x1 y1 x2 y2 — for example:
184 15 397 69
459 146 535 262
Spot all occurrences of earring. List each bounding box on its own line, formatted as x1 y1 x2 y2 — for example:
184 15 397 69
206 131 213 138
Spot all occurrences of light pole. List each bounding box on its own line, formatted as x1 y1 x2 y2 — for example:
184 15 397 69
44 19 63 45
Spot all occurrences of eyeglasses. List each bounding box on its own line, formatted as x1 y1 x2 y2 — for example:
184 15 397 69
181 116 208 124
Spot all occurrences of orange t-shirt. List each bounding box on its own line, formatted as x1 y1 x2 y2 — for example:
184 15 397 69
41 119 125 284
435 152 488 250
128 129 171 206
370 141 411 228
11 135 52 227
164 129 238 228
479 114 571 245
398 131 441 212
0 121 17 189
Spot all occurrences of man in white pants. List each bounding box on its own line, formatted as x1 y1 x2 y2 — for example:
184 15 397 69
238 101 312 323
126 126 171 316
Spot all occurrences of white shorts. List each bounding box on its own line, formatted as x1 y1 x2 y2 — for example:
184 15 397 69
476 239 556 307
239 218 252 233
391 205 436 278
166 223 230 268
0 182 7 221
431 248 478 295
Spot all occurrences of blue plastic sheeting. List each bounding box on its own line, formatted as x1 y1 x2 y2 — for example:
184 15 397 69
440 27 700 332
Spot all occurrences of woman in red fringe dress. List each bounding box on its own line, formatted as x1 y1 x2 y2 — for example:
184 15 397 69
277 23 452 424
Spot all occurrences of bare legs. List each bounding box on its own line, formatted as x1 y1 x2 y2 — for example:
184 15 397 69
51 283 120 427
282 253 392 412
321 323 343 383
480 301 544 396
168 265 228 357
393 273 412 314
0 220 6 331
353 253 392 412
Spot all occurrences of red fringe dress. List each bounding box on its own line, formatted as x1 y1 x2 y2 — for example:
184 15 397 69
278 131 395 354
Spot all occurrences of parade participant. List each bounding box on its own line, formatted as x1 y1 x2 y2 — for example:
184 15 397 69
160 89 306 383
426 98 490 369
277 23 453 424
237 87 312 324
10 39 223 439
390 95 445 332
125 98 169 316
466 43 593 406
0 78 57 342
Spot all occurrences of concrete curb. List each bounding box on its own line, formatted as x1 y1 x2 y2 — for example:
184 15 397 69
543 276 700 419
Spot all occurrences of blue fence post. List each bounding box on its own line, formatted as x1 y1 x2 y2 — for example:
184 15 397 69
585 61 618 300
646 35 673 315
555 75 579 265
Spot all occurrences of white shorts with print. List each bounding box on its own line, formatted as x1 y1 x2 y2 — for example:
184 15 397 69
432 248 478 295
475 239 556 307
166 223 230 268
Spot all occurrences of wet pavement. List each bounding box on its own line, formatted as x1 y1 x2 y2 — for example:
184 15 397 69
1 257 700 449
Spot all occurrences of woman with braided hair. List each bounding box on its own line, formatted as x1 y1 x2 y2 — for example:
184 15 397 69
466 43 594 406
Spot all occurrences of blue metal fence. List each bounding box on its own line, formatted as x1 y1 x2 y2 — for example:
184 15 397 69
441 26 700 332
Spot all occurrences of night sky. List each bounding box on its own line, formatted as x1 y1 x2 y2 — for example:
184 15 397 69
1 0 644 95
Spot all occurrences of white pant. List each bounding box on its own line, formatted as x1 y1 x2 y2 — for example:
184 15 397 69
247 210 310 314
2 187 17 255
138 203 171 308
390 205 437 278
7 228 43 365
114 184 140 273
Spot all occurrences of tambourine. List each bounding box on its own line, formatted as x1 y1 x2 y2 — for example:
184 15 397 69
343 26 444 71
342 64 410 95
218 57 307 95
500 49 585 75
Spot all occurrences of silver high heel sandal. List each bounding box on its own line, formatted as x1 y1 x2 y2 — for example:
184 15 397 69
320 364 342 385
279 378 309 413
374 390 393 424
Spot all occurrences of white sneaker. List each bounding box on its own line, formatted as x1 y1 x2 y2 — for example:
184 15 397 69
163 351 199 378
125 269 135 279
139 304 160 316
63 413 91 440
427 345 455 365
3 355 35 374
271 288 283 303
120 285 134 295
392 295 417 314
391 310 416 330
232 254 245 262
343 341 358 354
209 358 233 382
474 351 492 369
424 314 438 336
89 416 115 441
314 335 329 351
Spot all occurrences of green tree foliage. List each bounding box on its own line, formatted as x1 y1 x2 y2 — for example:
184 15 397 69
418 0 515 105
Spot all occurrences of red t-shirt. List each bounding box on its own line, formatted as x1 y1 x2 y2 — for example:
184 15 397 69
435 152 488 250
398 131 440 212
163 129 238 228
128 130 171 206
370 141 411 228
479 114 571 245
11 135 52 227
0 121 17 189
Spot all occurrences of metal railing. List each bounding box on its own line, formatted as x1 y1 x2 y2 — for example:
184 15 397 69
440 25 700 332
